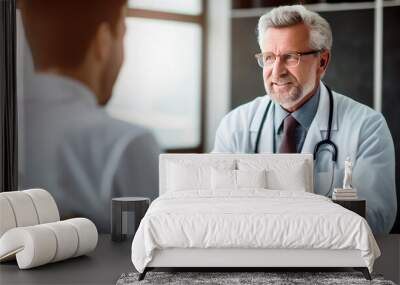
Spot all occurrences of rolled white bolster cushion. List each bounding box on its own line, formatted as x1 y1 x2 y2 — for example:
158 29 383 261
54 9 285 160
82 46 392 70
0 196 17 237
23 189 60 224
42 221 79 263
0 192 39 227
0 226 57 269
64 218 98 257
0 218 98 269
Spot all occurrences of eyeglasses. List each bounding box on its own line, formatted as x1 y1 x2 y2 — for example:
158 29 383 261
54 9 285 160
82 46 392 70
255 50 321 68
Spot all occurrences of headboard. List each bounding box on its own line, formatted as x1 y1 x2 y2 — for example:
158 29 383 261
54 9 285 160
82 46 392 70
159 153 314 195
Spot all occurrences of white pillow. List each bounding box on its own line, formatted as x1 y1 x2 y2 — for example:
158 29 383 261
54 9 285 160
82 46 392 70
237 159 309 192
167 160 235 191
267 163 307 191
211 168 236 190
211 169 267 190
236 169 267 189
167 163 209 191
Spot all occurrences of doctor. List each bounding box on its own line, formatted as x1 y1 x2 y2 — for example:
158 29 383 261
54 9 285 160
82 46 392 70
213 5 397 234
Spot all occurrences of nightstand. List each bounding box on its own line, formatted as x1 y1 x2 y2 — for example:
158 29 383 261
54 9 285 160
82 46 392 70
332 199 366 218
111 197 150 242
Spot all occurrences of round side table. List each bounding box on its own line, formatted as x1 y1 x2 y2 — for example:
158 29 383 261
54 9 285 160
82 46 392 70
111 197 150 242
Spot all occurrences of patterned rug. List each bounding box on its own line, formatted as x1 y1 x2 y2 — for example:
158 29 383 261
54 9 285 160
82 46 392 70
116 271 396 285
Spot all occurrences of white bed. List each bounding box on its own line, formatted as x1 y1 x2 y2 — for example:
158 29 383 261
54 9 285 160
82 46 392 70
131 154 380 280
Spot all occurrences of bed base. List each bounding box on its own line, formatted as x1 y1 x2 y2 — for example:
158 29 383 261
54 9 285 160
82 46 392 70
137 248 372 281
138 267 371 281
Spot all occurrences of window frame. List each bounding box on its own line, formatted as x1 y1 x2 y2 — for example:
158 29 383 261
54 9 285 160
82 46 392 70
126 1 207 153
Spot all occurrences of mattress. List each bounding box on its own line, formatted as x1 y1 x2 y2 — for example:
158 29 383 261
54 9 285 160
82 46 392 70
131 190 380 273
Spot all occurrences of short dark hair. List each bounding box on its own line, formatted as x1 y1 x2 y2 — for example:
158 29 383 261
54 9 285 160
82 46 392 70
20 0 127 70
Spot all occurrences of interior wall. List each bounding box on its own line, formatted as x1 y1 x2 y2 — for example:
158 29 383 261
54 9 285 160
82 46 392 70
321 9 374 108
382 5 400 233
231 16 264 109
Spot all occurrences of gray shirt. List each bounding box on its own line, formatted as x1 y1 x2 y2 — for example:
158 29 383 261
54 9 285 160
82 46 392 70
274 87 320 153
21 74 161 232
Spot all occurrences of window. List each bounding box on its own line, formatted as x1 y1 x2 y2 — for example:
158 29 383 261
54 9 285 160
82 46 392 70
106 0 206 152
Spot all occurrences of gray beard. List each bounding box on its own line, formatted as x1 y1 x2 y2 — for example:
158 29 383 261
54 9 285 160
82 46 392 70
267 84 303 109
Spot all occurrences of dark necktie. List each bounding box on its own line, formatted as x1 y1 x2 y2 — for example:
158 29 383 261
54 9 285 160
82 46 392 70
279 115 299 153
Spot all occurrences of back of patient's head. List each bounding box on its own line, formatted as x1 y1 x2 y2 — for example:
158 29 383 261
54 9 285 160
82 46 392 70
20 0 126 71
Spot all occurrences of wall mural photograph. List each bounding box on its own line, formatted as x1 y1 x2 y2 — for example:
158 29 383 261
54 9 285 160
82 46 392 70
1 0 399 284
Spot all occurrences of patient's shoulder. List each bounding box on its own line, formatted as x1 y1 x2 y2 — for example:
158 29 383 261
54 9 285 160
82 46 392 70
62 111 158 160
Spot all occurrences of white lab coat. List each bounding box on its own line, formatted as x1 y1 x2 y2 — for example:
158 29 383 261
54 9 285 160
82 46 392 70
214 82 397 234
21 74 161 232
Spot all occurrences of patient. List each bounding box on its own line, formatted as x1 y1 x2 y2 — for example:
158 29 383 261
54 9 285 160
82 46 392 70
19 0 161 232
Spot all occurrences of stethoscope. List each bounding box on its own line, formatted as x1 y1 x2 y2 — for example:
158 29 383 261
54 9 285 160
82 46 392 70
253 83 338 196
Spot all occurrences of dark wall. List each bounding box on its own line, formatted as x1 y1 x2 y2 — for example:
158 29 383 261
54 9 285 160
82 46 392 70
382 6 400 233
231 17 264 108
321 10 374 107
231 7 399 232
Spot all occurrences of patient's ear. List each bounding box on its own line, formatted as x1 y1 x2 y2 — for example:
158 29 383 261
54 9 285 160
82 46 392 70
92 22 113 65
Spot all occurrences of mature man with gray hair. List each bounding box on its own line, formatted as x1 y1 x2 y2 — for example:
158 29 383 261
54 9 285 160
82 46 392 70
214 5 397 234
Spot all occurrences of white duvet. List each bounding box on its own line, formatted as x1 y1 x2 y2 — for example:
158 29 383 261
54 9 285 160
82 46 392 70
131 190 380 273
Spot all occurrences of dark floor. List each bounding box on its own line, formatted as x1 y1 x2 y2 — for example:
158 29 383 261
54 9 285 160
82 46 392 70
0 234 134 285
1 235 398 285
